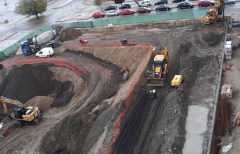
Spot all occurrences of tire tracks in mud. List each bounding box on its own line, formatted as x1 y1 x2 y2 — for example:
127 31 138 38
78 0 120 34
113 47 181 154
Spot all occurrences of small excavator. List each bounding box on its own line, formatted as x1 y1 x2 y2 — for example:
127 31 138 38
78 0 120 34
147 47 169 86
201 0 224 24
0 96 42 128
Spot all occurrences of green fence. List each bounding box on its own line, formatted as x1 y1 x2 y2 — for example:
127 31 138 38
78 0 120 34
2 10 206 60
53 10 206 29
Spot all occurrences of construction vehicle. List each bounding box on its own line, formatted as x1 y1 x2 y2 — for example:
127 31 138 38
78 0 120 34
147 47 169 86
21 30 60 55
171 75 183 88
201 0 224 24
0 96 42 128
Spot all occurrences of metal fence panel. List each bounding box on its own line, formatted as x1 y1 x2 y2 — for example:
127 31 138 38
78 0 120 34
1 10 206 60
0 51 5 59
193 9 206 18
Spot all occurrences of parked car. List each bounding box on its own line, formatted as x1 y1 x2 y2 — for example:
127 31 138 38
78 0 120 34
104 5 117 11
155 4 171 11
106 10 119 16
137 7 151 13
198 0 215 7
92 12 105 18
177 2 194 9
119 4 131 9
155 0 168 5
224 0 235 4
119 9 135 15
172 0 184 3
139 0 152 7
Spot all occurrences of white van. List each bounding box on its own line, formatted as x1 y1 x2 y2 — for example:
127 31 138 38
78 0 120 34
139 0 151 7
36 47 54 57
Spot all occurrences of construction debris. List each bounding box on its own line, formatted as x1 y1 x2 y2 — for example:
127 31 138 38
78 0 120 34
222 143 232 153
222 63 233 71
232 111 240 127
221 84 233 99
218 97 232 136
0 123 14 138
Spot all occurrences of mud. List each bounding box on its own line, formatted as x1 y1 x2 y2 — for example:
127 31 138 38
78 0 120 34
0 23 225 154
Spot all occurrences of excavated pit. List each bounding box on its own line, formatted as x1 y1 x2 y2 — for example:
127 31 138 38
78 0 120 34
0 23 227 154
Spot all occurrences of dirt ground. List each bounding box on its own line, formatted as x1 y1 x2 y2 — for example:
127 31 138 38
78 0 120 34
0 22 226 154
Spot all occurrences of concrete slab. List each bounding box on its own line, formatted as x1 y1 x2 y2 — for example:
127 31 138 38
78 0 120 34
182 105 209 154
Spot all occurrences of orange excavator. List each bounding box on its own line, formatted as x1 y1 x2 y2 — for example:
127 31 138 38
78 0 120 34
201 0 224 24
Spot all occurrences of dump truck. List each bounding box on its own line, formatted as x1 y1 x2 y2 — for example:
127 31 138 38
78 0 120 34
147 47 169 86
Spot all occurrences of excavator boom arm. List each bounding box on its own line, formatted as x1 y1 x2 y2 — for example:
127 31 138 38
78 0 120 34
1 96 24 114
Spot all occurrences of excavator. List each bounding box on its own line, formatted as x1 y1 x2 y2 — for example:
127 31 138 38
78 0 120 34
0 96 42 128
147 47 169 86
201 0 224 24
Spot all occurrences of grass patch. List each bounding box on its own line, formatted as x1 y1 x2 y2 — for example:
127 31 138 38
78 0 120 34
28 15 45 22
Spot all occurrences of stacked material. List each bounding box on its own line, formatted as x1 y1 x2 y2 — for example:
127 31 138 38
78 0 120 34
221 84 232 99
225 41 232 60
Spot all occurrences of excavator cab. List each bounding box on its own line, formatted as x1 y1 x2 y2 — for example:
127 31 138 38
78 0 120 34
13 108 26 119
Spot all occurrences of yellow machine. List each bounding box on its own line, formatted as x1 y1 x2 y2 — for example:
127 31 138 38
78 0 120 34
171 75 183 87
0 96 42 128
201 0 224 24
147 47 169 86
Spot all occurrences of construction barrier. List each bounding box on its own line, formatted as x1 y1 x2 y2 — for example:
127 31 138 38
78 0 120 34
1 9 206 61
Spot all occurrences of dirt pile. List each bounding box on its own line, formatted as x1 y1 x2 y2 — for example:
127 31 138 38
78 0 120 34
25 96 54 112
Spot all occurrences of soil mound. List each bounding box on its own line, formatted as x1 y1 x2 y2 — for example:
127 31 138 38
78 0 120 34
25 96 54 112
0 65 74 114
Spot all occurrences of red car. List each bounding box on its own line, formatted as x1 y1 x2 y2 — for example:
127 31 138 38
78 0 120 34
119 9 134 15
92 12 105 18
198 0 215 7
137 7 151 13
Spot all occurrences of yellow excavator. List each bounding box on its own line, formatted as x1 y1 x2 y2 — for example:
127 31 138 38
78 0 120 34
0 96 42 128
201 0 224 24
147 47 169 86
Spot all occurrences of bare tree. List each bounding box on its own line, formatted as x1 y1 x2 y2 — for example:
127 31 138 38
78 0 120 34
94 0 103 12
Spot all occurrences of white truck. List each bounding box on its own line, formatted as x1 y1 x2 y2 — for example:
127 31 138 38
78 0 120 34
36 47 54 58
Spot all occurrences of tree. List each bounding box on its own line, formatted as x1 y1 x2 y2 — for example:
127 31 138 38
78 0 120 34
17 0 47 20
94 0 103 11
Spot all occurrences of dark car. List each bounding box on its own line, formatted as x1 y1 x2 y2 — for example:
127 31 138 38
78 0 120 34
155 4 171 11
177 2 194 9
155 0 168 5
198 0 215 7
172 0 184 3
104 5 117 11
119 4 131 9
137 7 151 13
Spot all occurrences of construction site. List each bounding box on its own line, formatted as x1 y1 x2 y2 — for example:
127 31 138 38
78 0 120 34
0 17 240 154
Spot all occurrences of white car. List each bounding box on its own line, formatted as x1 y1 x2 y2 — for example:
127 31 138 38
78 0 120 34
106 10 119 16
224 0 235 4
139 0 152 7
36 47 54 57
